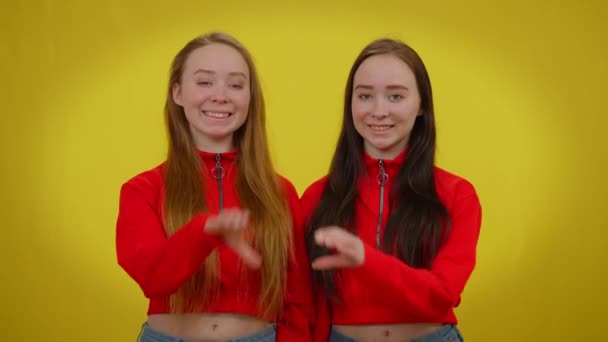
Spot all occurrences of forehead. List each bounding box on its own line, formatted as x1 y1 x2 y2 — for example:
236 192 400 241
183 43 250 76
354 53 416 86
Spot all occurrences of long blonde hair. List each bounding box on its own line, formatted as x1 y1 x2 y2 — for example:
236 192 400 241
163 32 292 318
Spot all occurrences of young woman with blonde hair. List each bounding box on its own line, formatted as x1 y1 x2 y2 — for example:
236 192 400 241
117 32 312 342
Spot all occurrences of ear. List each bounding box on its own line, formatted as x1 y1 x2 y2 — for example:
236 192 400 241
172 82 183 106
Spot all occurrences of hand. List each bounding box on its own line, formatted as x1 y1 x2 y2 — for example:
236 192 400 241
204 208 261 269
311 226 365 270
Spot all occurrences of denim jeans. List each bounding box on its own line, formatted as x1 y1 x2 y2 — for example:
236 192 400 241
138 322 276 342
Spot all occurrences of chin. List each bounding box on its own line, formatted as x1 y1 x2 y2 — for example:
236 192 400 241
208 132 235 140
368 139 393 151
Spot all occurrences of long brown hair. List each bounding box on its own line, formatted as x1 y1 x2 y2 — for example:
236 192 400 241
163 32 292 318
307 38 450 297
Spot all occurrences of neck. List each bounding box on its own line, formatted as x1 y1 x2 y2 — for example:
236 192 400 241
365 146 403 160
364 142 407 160
194 135 235 154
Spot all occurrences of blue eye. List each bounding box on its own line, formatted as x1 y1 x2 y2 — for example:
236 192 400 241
389 94 403 101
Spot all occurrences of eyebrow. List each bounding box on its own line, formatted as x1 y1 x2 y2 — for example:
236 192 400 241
354 84 409 91
387 85 409 91
193 69 248 79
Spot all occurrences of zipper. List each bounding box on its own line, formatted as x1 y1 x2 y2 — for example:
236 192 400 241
212 153 225 212
376 159 388 249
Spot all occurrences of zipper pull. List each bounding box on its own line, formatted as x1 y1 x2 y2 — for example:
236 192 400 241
376 159 388 249
377 159 388 185
212 153 225 180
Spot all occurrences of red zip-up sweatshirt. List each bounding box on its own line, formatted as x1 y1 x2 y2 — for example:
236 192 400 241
116 150 313 341
301 150 482 341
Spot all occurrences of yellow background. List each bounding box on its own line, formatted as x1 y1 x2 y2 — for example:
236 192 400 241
2 0 606 340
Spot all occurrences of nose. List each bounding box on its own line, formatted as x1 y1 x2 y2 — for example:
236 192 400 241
371 98 388 119
210 85 229 104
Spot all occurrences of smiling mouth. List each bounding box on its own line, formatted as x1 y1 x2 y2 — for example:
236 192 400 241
203 111 232 118
369 124 392 131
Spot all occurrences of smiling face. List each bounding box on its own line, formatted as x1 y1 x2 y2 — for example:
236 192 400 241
351 53 422 160
172 43 251 152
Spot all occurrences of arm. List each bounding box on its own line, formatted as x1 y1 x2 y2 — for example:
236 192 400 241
115 178 222 298
276 179 315 341
300 179 331 342
312 288 331 342
312 182 482 320
353 185 482 319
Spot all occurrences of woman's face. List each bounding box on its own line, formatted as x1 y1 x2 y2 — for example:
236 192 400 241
351 53 422 159
172 43 251 151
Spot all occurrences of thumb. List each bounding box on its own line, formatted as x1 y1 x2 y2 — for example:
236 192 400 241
232 239 262 269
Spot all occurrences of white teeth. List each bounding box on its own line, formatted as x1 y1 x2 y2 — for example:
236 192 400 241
370 125 391 131
204 111 230 118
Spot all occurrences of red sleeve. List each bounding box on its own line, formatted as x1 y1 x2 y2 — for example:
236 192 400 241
276 178 315 341
115 173 222 298
300 178 331 342
299 177 327 224
352 181 482 320
312 289 331 342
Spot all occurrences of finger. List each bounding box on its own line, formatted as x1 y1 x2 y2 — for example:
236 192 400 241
204 216 219 234
238 209 250 229
230 210 247 230
311 254 353 270
315 226 348 242
314 233 338 249
314 231 324 245
323 226 353 240
334 237 360 255
337 239 365 266
315 228 350 249
314 228 363 264
232 212 245 230
232 240 262 269
314 228 335 246
222 210 243 231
